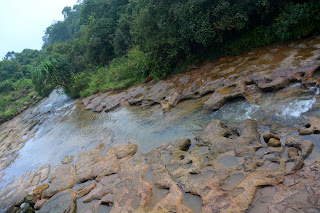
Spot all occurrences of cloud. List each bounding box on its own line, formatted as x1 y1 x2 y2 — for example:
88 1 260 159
0 0 77 59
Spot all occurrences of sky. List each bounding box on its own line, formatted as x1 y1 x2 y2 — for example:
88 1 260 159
0 0 78 59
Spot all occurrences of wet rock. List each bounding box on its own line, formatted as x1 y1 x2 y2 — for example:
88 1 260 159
300 116 320 135
34 199 47 211
5 205 20 213
265 161 320 212
42 164 76 198
204 83 245 111
288 147 299 158
82 174 121 203
196 120 230 143
275 83 314 101
107 143 138 159
22 171 35 189
75 143 115 183
33 184 49 198
299 128 314 135
77 182 96 198
75 143 137 183
83 154 153 212
268 138 281 147
236 119 260 145
145 150 193 212
291 156 304 171
80 35 320 114
166 92 181 106
160 101 170 112
19 202 32 213
4 117 320 212
195 119 234 156
39 190 77 213
286 137 314 159
61 155 74 164
38 165 50 183
263 133 280 143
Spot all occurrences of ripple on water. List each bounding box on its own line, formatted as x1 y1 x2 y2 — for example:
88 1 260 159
1 84 319 195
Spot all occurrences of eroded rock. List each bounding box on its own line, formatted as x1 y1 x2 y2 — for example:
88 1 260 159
75 143 137 183
34 199 48 211
288 147 299 158
42 164 76 198
33 184 49 198
263 133 280 143
61 155 74 164
39 190 77 213
286 137 314 159
268 138 281 147
299 116 320 135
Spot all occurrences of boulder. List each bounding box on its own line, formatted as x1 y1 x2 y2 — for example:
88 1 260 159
33 184 49 198
34 199 47 211
204 84 245 111
288 147 299 158
299 116 320 135
77 182 96 198
42 164 76 198
263 133 280 143
39 190 76 213
61 155 74 164
286 137 314 159
75 143 137 183
268 138 281 147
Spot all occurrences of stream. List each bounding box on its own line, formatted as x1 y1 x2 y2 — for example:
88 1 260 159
0 84 319 192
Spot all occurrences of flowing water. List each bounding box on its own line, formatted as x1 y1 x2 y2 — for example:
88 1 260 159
0 84 320 197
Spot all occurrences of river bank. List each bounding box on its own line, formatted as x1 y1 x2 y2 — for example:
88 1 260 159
0 36 320 212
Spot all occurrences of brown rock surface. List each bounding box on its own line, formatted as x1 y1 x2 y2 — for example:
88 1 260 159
4 117 320 212
299 116 320 135
39 190 77 213
257 161 320 212
42 164 76 198
2 36 320 213
286 136 314 159
34 199 48 211
81 36 320 114
61 155 74 164
268 138 281 147
288 147 299 158
263 133 280 143
77 182 96 198
75 143 137 183
33 184 49 198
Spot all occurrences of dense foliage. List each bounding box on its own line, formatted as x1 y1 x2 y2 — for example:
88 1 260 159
0 50 42 123
0 0 320 123
37 0 320 98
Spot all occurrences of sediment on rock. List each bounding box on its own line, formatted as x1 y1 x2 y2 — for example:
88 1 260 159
82 36 320 113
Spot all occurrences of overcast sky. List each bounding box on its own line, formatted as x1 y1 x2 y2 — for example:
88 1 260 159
0 0 78 59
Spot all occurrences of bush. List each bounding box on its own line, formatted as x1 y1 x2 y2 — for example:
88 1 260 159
82 47 149 96
0 81 14 93
273 1 320 40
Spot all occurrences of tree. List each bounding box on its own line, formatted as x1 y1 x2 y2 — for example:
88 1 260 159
33 56 71 96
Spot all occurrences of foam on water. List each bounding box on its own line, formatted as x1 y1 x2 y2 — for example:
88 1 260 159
278 87 319 118
0 85 319 195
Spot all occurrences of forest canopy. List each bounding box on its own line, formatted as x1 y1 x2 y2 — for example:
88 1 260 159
0 0 320 123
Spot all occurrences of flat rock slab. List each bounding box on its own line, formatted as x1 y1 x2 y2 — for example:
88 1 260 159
75 143 137 183
81 37 320 114
39 190 76 213
42 164 76 198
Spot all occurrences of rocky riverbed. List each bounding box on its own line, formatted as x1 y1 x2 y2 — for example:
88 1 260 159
0 36 320 212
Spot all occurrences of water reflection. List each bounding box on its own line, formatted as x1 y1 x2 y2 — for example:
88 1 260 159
0 85 319 191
